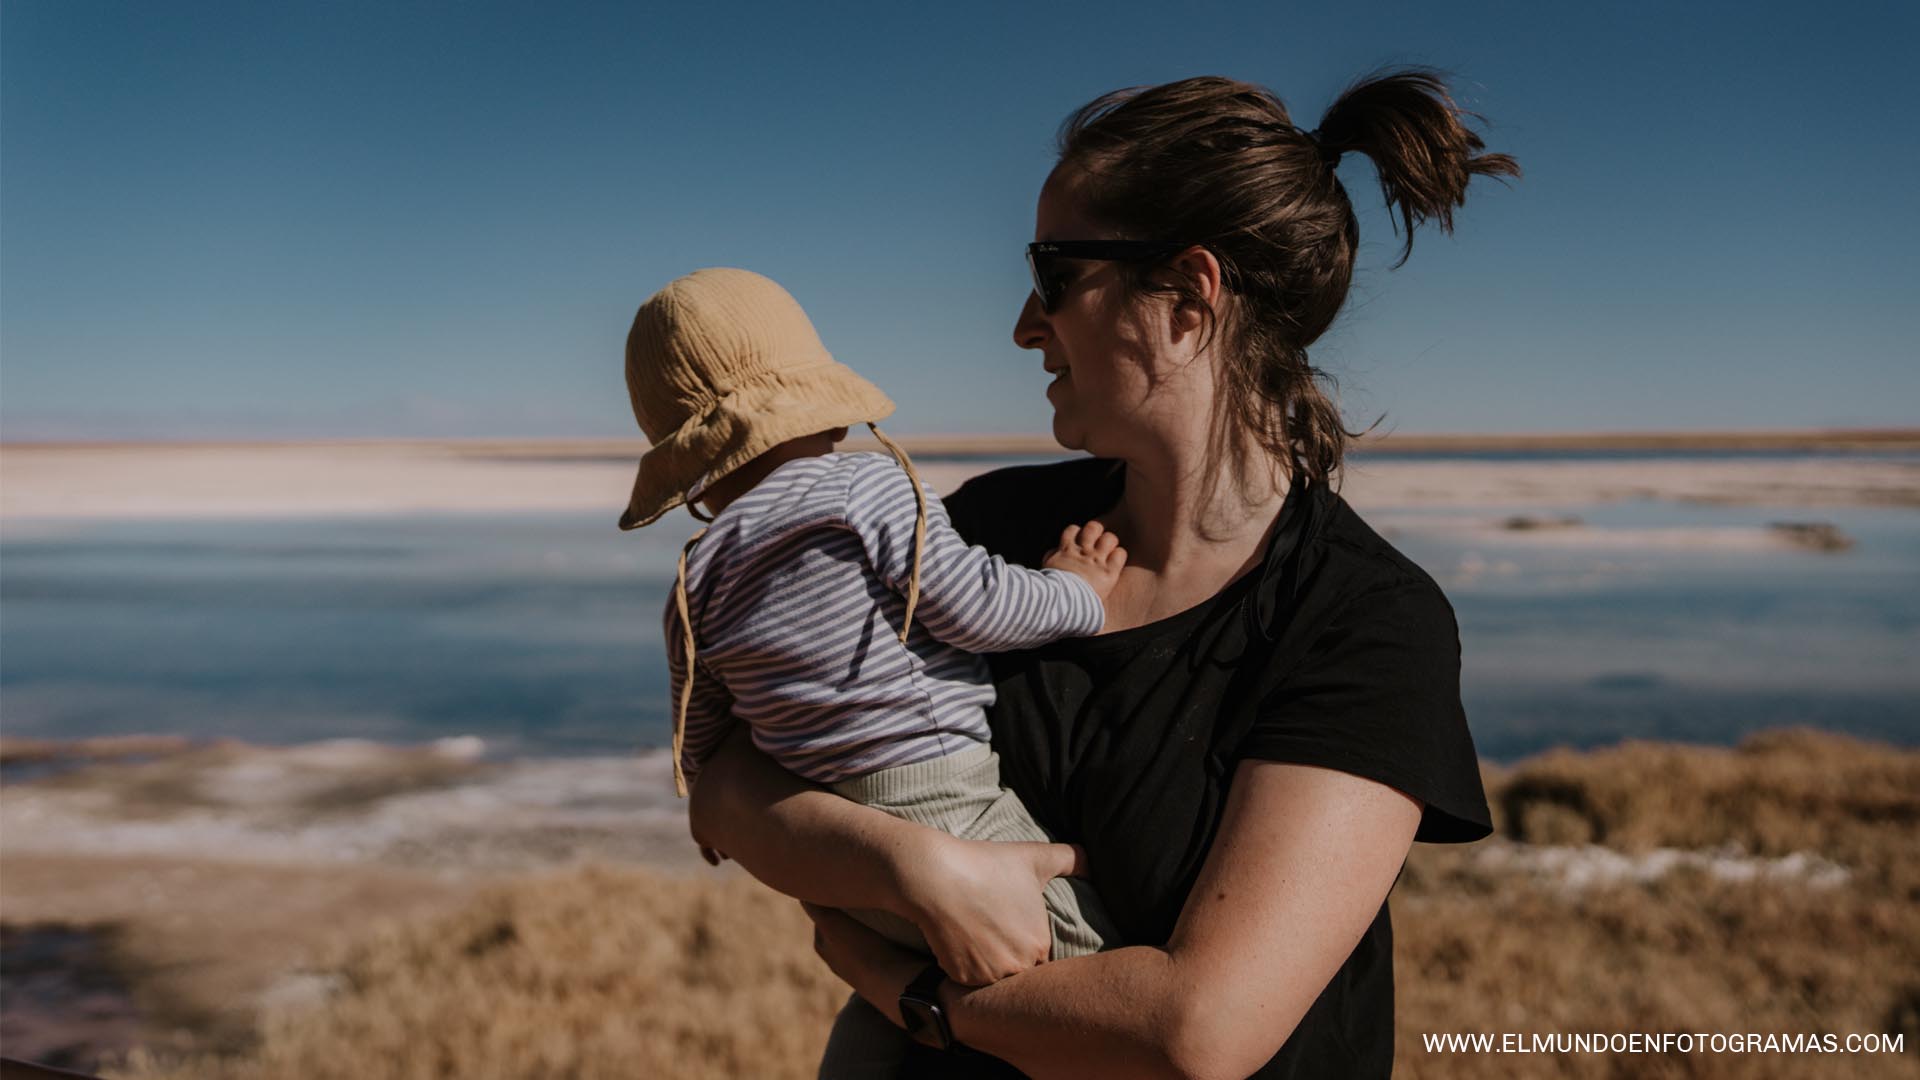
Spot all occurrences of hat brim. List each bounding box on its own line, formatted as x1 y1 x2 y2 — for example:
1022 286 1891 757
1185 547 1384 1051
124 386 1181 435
619 359 895 530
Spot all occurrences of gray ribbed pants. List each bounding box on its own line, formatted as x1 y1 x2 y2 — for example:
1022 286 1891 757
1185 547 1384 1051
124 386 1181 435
815 742 1116 1079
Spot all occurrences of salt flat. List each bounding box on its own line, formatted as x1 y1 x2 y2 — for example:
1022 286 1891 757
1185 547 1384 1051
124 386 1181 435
3 438 1915 522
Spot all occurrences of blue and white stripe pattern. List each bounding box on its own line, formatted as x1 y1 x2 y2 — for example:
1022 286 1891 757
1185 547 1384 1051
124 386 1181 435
665 452 1103 787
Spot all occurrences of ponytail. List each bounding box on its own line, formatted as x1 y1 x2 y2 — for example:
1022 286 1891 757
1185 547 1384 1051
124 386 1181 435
1314 67 1521 268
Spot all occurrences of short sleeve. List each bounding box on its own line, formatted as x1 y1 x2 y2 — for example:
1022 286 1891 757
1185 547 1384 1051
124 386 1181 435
1239 578 1491 843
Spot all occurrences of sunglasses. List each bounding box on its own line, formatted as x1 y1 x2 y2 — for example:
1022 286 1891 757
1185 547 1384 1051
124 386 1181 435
1025 240 1186 313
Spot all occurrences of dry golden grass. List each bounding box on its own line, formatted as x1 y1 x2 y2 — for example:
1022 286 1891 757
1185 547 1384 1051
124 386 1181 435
104 864 847 1080
93 730 1920 1079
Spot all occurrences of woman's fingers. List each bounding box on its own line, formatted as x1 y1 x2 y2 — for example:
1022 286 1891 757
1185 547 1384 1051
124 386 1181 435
1041 842 1091 878
1011 840 1089 882
924 930 1026 987
1063 842 1093 878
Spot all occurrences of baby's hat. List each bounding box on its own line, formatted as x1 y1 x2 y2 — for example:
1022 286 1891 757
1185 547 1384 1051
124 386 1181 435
619 267 896 529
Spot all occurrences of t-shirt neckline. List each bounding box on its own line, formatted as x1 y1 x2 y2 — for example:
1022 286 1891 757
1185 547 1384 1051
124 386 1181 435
1045 462 1312 654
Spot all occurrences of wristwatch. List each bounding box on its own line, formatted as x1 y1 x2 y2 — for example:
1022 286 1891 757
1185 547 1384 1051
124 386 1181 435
898 962 956 1051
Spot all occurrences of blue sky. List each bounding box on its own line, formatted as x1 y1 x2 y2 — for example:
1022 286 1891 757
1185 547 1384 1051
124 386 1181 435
3 1 1915 440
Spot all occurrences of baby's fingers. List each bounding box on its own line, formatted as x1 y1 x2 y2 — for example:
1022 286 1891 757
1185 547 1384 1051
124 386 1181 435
1094 531 1120 555
1079 521 1106 547
1058 524 1081 548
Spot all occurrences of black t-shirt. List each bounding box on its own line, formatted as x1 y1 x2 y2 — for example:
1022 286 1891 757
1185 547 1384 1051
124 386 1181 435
906 457 1490 1080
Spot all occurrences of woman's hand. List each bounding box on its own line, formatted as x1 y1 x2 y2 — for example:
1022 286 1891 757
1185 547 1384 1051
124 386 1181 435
897 834 1087 986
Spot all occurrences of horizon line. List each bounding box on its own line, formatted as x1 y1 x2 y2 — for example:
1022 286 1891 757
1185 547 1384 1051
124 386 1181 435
3 426 1917 455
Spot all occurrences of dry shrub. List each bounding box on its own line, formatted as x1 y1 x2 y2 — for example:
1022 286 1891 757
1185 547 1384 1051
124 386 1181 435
1492 728 1920 882
104 864 847 1080
1398 729 1920 1079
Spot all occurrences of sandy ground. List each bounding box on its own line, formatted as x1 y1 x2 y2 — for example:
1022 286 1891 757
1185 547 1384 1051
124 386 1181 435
0 852 478 1060
2 439 1916 523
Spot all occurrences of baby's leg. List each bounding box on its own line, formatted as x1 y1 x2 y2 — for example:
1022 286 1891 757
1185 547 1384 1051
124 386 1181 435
818 993 913 1080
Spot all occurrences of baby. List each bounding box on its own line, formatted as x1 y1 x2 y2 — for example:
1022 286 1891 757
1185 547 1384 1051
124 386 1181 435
618 268 1120 1069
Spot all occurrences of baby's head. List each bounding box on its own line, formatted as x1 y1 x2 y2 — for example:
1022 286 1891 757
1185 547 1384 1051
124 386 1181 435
618 268 895 529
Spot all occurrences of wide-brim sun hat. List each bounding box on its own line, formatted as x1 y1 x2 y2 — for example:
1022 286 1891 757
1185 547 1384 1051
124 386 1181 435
619 267 897 530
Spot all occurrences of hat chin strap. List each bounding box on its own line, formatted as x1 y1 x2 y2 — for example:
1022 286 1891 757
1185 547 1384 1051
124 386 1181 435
865 422 926 642
665 423 926 800
669 526 707 798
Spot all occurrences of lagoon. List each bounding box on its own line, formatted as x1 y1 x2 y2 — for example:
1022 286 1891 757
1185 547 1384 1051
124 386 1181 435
3 466 1914 763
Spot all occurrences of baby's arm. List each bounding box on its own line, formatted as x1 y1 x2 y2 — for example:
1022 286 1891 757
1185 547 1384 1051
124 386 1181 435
846 456 1125 651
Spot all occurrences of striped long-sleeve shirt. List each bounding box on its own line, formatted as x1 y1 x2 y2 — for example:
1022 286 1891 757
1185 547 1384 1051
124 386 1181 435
665 451 1103 788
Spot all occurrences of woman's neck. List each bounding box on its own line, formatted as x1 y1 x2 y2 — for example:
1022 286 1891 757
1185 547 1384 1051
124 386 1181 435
1094 435 1290 629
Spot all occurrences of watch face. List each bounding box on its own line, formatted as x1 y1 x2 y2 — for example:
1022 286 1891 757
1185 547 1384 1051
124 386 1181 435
899 997 936 1041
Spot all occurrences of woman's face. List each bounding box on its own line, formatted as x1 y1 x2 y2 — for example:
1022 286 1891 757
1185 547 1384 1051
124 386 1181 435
1013 169 1207 457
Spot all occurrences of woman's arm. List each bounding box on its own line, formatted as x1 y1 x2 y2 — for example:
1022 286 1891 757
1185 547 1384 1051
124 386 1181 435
806 759 1422 1080
688 723 1086 985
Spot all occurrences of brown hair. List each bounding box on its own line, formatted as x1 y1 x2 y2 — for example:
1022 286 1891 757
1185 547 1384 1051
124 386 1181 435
1055 68 1520 491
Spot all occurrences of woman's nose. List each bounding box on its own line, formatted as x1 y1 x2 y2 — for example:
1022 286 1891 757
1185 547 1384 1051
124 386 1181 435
1013 291 1049 350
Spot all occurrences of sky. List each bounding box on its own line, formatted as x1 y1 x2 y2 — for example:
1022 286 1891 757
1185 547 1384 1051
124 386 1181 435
3 0 1916 441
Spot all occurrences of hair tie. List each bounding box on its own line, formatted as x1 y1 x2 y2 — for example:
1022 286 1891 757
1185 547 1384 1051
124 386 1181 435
1306 127 1342 169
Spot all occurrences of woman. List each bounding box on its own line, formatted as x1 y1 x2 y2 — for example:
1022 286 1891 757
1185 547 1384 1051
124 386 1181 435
690 68 1518 1079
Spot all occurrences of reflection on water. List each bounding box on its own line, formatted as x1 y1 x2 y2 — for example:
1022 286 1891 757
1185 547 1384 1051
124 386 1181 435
2 496 1916 762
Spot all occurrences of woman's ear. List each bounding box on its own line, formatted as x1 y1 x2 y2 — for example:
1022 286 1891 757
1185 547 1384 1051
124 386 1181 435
1165 245 1225 340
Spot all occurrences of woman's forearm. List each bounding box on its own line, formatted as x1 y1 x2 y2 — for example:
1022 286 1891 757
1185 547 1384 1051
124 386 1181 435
687 724 931 917
939 946 1199 1080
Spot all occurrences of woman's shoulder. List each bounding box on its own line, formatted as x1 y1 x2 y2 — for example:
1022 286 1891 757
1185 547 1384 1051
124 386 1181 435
1296 483 1455 621
947 455 1121 507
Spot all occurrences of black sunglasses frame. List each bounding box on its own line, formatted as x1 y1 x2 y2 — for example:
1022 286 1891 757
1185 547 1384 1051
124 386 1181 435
1025 240 1186 313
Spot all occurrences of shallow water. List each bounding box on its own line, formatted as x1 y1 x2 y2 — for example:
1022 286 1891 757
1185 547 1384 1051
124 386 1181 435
1386 499 1920 756
2 482 1915 763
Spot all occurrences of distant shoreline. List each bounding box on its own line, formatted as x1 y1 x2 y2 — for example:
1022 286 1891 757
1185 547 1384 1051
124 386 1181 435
3 426 1917 458
5 434 1916 521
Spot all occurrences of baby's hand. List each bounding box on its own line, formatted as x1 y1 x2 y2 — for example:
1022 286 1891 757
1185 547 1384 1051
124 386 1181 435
1043 521 1126 613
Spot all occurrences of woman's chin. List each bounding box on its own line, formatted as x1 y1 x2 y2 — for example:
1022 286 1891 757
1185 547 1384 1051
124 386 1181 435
1049 414 1086 452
